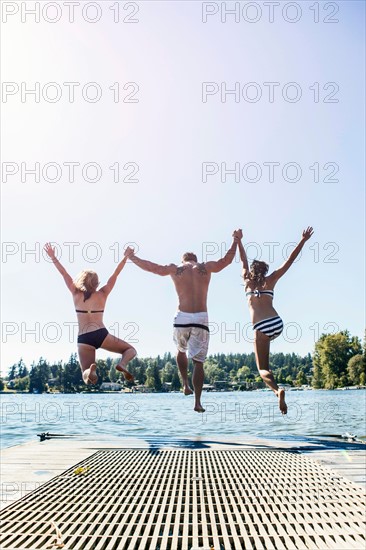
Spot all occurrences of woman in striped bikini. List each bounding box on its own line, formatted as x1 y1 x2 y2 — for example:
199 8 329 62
237 227 314 414
44 243 136 385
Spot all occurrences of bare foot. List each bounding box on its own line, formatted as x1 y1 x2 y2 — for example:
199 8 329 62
194 405 205 413
183 385 193 395
83 363 98 385
277 388 287 415
116 364 134 382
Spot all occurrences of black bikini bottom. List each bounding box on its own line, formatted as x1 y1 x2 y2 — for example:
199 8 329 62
77 328 109 349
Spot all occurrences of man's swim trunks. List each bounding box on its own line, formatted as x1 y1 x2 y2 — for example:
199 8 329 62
173 311 209 362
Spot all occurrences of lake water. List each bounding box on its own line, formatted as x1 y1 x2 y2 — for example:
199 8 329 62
1 390 365 449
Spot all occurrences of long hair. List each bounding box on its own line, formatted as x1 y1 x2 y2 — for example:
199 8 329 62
249 260 269 288
73 270 99 301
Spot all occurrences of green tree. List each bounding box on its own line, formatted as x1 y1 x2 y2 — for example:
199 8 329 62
8 363 17 381
161 362 174 384
255 375 264 388
8 359 28 381
153 362 162 391
145 365 154 389
145 361 162 391
204 362 226 384
63 354 82 392
128 358 146 385
295 370 307 386
96 360 110 384
29 358 50 393
17 359 28 378
362 331 366 385
0 379 4 391
347 355 365 386
312 361 324 389
313 331 362 389
109 362 118 383
14 376 29 392
236 366 251 381
49 362 62 380
171 370 181 391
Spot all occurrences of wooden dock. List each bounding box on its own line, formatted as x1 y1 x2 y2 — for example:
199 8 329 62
1 435 365 549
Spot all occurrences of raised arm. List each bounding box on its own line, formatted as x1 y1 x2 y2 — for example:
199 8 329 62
205 230 241 273
124 247 176 276
237 234 249 278
99 256 128 296
268 227 314 283
44 243 76 293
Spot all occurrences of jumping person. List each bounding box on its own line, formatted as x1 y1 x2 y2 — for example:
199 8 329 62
124 231 241 412
44 243 136 385
237 227 314 414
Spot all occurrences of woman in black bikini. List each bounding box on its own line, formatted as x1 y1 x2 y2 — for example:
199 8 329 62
237 227 314 414
44 243 136 385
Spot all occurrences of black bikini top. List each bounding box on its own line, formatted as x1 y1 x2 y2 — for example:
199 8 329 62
75 309 104 313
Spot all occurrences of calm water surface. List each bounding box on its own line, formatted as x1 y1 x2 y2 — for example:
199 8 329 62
1 390 365 449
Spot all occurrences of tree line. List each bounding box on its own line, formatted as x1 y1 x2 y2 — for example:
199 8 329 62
1 331 364 394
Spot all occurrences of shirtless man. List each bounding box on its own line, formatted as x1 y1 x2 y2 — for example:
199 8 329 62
124 231 241 412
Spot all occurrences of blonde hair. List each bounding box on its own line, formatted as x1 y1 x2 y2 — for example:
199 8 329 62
74 270 99 301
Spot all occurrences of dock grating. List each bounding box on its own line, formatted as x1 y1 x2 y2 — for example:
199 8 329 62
1 449 365 549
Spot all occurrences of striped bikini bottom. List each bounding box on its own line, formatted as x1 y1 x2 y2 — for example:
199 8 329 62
253 316 283 341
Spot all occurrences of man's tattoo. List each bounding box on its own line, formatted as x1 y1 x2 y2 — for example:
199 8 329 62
176 263 208 276
197 263 207 275
176 265 187 276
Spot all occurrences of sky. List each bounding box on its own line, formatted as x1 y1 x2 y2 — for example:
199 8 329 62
1 1 365 375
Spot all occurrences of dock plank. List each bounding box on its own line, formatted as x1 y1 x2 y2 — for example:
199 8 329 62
1 443 365 550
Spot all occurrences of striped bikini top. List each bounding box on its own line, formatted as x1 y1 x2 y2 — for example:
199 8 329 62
245 290 274 299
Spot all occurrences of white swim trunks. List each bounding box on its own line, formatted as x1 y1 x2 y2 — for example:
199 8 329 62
173 311 210 363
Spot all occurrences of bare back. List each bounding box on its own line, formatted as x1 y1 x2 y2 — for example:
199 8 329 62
73 290 108 334
170 262 211 313
244 274 279 324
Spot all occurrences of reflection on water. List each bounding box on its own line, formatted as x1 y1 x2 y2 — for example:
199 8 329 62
1 390 365 449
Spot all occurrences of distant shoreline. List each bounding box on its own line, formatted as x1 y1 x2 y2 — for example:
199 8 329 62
2 386 366 395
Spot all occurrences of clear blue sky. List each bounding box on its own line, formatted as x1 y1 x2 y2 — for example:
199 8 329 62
1 1 365 374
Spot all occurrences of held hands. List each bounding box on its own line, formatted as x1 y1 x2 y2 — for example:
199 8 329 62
124 246 135 259
302 227 314 241
44 242 57 261
232 228 243 241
